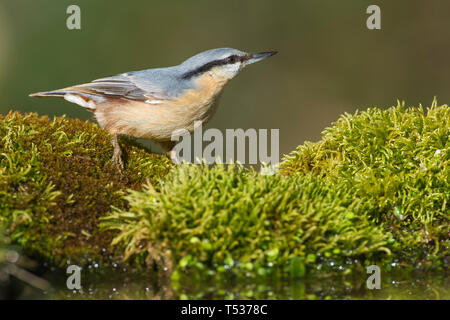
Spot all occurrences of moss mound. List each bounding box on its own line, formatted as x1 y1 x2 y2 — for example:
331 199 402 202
281 100 449 261
0 112 172 267
0 101 448 280
102 164 391 278
101 100 449 278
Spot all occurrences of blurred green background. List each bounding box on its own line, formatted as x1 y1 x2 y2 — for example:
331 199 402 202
1 0 449 157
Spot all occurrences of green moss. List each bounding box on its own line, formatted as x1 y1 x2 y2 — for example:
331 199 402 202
0 112 173 267
101 100 448 278
1 101 448 280
101 164 392 278
281 100 449 262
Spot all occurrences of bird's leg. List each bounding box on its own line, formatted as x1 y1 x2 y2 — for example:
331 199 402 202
111 134 124 171
159 141 179 164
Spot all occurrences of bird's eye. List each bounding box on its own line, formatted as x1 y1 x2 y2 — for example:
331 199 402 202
227 55 238 64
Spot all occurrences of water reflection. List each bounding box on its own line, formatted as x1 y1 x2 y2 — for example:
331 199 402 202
5 265 449 300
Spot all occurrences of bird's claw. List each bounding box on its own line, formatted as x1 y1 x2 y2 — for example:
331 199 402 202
111 136 124 175
112 152 124 171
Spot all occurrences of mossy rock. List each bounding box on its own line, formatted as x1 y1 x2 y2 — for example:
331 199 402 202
101 100 449 278
0 100 448 280
102 164 392 279
281 100 449 261
0 112 173 267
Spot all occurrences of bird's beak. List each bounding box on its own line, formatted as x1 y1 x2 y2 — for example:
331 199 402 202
246 51 278 65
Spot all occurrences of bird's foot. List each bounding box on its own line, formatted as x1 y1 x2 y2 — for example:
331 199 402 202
111 134 125 175
112 149 124 172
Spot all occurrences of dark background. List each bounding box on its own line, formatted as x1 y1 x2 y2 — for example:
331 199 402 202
1 1 449 157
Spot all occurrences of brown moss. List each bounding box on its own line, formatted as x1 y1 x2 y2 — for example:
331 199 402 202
0 112 173 267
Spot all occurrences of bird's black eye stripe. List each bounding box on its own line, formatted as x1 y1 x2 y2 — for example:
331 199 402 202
182 55 245 79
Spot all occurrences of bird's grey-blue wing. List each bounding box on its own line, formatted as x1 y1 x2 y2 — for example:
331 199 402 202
74 67 193 101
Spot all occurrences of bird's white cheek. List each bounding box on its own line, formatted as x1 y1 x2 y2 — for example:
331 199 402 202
221 64 241 79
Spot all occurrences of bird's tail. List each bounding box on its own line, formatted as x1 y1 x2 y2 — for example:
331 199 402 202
29 88 103 111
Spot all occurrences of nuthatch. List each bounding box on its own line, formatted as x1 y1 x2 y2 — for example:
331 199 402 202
30 48 277 169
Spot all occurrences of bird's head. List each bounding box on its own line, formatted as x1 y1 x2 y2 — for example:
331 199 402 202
179 48 277 81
